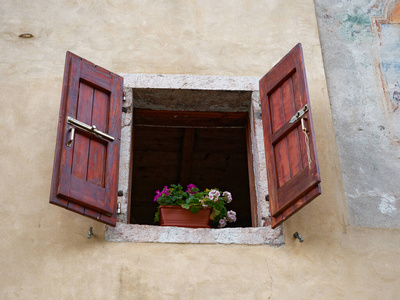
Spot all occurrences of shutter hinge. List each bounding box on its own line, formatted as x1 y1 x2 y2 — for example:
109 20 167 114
117 190 123 214
122 107 128 113
265 195 269 202
123 92 126 102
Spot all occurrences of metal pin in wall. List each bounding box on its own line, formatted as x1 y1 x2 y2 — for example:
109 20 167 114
88 227 93 239
293 232 304 242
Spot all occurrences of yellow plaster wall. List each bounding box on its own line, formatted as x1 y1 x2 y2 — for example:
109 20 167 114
0 0 399 298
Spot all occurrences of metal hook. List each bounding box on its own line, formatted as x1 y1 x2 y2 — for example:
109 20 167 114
87 227 93 239
293 232 304 243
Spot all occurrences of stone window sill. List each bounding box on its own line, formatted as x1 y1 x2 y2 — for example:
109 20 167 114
105 223 284 245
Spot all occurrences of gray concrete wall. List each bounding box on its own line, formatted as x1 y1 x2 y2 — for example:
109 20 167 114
315 0 400 228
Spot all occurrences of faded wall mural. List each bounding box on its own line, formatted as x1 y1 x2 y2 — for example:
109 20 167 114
372 1 400 143
315 0 400 228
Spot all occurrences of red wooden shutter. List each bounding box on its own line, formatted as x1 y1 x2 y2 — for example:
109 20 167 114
49 52 123 226
259 44 321 229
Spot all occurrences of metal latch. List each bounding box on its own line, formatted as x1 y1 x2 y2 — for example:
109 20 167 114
67 116 114 142
66 127 75 147
289 104 308 123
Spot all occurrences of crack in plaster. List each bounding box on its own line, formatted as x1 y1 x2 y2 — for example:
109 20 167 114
265 257 273 300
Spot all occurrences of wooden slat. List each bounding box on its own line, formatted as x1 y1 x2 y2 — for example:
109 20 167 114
271 184 321 228
80 62 112 92
246 119 258 227
68 176 109 215
260 95 279 217
194 128 247 153
71 82 93 181
180 128 195 186
271 117 301 144
87 89 108 187
58 54 82 198
275 169 319 216
134 109 248 128
133 127 184 152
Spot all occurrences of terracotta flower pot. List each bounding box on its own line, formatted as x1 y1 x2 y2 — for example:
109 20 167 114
159 205 212 228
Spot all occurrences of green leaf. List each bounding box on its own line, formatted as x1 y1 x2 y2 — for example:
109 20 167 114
154 210 159 223
181 203 191 209
189 206 200 214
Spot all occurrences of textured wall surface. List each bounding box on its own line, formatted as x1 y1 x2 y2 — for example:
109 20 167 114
1 0 399 299
315 0 400 228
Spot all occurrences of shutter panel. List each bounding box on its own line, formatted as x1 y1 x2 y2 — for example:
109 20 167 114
259 44 321 229
49 52 123 226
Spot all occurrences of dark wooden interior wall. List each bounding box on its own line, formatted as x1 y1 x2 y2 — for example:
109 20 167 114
130 112 252 227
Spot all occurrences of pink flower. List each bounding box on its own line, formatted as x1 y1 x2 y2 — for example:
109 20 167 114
153 190 161 202
223 191 232 203
218 218 227 228
163 186 169 197
154 186 169 202
227 210 237 223
186 184 198 195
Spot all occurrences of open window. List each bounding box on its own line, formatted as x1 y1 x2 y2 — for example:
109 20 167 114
50 44 321 231
130 109 254 227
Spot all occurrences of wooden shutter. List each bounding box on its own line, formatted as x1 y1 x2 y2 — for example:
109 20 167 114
259 44 321 229
49 52 123 226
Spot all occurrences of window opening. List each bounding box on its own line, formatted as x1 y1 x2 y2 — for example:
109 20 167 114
130 109 253 227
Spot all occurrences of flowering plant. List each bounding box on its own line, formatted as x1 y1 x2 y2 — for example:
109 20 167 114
154 184 237 228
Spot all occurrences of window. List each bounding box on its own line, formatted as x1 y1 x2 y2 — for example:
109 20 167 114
50 44 321 244
130 106 253 228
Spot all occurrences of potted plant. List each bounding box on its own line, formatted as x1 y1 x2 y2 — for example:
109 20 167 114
153 184 237 228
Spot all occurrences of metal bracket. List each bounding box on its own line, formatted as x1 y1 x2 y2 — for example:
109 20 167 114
117 202 121 214
67 116 114 142
289 104 308 124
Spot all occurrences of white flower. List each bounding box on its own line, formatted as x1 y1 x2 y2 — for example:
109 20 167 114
227 210 237 223
208 189 220 202
218 218 227 228
223 191 232 203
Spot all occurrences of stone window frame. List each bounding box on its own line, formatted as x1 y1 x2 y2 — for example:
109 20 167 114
105 74 284 245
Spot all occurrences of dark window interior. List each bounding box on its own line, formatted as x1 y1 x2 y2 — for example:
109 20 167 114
130 109 252 227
